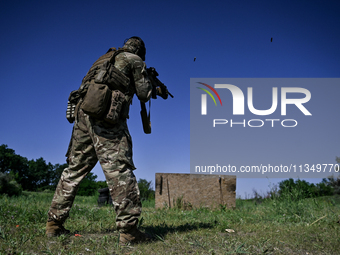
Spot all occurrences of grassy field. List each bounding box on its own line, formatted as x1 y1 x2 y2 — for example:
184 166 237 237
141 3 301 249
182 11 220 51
0 191 339 254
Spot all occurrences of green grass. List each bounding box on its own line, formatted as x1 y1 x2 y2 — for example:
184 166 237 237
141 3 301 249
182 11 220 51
0 191 339 254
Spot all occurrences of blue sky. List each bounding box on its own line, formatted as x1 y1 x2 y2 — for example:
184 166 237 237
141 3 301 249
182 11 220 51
1 0 339 198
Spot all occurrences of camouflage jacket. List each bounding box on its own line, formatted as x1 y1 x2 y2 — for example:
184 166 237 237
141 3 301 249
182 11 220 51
114 51 152 104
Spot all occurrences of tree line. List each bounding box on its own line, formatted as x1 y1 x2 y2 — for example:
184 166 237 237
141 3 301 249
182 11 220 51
0 144 107 196
276 177 340 199
0 144 155 199
1 144 338 200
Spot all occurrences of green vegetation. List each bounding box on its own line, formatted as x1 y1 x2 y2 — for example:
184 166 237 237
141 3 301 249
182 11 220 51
0 144 159 200
1 144 339 253
0 188 339 254
138 178 155 202
0 144 67 192
278 178 335 199
0 172 22 197
0 144 110 196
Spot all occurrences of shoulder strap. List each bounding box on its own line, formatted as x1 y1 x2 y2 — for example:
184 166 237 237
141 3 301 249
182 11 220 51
140 101 151 134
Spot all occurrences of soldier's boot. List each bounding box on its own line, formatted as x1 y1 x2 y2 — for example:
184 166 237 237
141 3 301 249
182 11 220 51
46 220 71 237
119 227 153 245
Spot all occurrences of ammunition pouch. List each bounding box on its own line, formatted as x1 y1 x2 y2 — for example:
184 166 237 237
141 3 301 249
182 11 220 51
66 90 81 123
81 83 111 118
80 54 131 121
104 90 128 124
66 101 76 123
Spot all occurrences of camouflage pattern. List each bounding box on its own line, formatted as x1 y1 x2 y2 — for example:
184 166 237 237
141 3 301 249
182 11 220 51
114 51 151 103
48 49 152 232
122 37 146 61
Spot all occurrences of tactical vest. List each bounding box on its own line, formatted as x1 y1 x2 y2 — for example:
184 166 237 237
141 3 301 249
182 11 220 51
67 48 132 123
81 48 130 93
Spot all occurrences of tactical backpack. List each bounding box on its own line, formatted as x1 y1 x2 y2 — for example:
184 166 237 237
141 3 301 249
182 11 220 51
66 48 131 124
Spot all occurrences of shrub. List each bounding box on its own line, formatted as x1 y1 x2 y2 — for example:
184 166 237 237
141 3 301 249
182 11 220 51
278 178 334 200
138 178 155 201
322 175 340 195
77 172 98 196
0 172 22 196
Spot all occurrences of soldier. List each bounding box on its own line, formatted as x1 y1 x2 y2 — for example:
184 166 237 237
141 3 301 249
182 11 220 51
46 36 153 244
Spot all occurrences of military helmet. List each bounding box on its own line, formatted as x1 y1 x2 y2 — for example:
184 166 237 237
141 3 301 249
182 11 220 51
123 36 146 61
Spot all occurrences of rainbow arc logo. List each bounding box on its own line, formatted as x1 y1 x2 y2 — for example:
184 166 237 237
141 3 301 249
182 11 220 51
196 82 222 115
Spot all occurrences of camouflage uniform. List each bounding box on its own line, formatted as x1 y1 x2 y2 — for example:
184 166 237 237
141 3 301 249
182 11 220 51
48 50 152 232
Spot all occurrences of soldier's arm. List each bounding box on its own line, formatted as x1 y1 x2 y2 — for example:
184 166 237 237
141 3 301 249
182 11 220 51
126 53 152 103
114 52 152 103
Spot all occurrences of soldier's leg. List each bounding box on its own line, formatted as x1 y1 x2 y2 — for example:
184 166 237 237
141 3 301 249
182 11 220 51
48 111 98 223
104 165 141 231
90 119 141 232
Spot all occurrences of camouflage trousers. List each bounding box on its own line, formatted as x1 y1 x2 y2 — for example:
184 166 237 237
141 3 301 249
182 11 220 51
48 109 142 232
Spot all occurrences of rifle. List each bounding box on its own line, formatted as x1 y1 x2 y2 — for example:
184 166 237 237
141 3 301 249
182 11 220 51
147 67 174 99
140 67 173 134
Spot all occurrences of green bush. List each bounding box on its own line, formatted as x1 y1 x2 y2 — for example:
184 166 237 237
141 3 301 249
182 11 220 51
77 172 98 196
0 172 22 196
138 178 155 201
96 180 108 189
322 175 340 195
278 178 334 200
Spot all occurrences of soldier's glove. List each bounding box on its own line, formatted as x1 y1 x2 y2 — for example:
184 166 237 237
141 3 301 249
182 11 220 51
156 86 168 100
